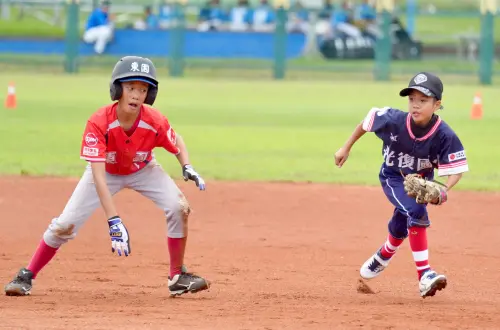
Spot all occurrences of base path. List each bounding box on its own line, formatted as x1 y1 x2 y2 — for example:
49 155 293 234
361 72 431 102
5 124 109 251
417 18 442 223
0 176 499 329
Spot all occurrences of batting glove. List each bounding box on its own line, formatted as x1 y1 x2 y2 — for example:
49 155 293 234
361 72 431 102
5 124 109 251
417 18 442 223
108 216 131 257
182 164 206 191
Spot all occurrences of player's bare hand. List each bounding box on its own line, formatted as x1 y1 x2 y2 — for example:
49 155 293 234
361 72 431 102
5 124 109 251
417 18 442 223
334 147 350 168
182 165 206 191
108 216 131 257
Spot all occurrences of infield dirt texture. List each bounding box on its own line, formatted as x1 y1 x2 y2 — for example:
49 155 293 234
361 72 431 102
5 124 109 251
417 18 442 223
0 176 499 329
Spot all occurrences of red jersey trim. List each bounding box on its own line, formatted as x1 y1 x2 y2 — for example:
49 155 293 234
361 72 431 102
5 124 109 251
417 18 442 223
438 160 468 169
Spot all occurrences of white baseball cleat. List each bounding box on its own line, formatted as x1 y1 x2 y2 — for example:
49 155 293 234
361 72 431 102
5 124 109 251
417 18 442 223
419 270 447 298
360 250 390 280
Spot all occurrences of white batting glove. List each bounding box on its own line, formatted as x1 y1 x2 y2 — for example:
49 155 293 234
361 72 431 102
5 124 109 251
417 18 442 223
108 216 131 257
182 165 206 191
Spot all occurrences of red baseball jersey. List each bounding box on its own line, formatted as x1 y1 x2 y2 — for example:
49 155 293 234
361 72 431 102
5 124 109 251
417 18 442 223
80 103 179 175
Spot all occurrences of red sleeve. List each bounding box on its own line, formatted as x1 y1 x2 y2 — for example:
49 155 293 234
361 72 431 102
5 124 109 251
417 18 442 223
156 116 180 155
80 120 107 162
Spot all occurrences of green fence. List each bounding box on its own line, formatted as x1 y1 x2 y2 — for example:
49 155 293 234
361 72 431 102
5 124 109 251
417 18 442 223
0 0 498 84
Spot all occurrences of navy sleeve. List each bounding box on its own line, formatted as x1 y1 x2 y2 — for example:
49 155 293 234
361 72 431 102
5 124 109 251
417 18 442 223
437 133 469 176
361 107 396 133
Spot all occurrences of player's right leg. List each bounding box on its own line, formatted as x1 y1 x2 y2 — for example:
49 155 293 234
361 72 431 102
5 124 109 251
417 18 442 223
360 172 414 280
127 160 209 297
5 164 125 296
360 209 408 279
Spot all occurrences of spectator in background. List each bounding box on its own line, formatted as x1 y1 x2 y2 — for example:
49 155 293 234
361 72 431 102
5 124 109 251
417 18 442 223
158 0 173 29
355 0 380 39
251 0 275 32
315 0 334 37
287 1 309 34
133 6 159 30
83 0 114 55
330 0 362 39
318 0 333 20
197 0 227 32
228 0 252 32
356 0 376 21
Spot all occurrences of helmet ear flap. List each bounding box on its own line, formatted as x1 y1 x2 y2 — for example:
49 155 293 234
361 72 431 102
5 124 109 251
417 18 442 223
144 86 158 105
109 81 123 101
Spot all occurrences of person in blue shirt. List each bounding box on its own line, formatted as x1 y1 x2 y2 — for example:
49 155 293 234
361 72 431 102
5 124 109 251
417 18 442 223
83 0 114 54
134 5 159 30
356 0 376 21
197 0 227 31
251 0 275 32
318 0 333 20
330 0 362 38
228 0 252 32
287 1 310 34
335 72 469 298
355 0 380 40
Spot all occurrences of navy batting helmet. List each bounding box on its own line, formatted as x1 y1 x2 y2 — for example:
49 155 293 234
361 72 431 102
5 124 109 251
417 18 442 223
109 56 159 105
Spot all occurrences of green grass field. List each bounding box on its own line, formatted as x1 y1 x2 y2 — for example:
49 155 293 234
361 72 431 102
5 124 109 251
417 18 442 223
0 72 498 191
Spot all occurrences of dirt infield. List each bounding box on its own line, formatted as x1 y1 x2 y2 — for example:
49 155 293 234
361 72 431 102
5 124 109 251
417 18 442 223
0 176 499 329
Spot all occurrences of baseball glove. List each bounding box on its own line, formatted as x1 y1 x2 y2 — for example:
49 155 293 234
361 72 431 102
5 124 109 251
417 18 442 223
403 173 448 205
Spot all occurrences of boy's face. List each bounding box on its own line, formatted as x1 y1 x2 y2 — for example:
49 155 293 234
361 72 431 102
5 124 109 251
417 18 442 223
119 81 149 115
407 89 441 125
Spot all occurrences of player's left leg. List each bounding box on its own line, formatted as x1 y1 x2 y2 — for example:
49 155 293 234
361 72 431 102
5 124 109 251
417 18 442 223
127 160 209 297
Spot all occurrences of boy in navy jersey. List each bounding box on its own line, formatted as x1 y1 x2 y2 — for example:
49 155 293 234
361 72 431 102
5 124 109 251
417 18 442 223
334 72 469 298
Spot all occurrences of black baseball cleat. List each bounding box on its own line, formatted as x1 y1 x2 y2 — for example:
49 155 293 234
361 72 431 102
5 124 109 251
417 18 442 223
168 272 210 297
5 268 34 296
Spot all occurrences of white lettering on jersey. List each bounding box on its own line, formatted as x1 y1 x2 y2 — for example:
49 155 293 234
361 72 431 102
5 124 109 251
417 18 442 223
384 146 429 171
383 146 395 166
106 152 117 164
82 147 99 157
133 151 148 163
417 158 433 171
448 150 466 162
398 152 415 169
85 133 98 147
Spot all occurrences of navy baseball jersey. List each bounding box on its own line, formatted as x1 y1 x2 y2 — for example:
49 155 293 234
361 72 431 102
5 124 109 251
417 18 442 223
362 107 469 179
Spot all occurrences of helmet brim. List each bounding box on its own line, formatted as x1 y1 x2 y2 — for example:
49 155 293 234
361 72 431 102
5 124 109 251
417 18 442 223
119 77 157 87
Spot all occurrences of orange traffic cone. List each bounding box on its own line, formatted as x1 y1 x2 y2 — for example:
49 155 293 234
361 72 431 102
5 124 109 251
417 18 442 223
5 82 16 109
470 92 483 120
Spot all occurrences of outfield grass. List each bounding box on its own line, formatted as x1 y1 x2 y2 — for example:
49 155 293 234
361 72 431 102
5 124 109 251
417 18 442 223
0 72 498 191
1 53 497 83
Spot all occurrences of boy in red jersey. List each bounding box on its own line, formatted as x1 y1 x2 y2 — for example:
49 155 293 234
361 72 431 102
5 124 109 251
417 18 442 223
5 56 209 297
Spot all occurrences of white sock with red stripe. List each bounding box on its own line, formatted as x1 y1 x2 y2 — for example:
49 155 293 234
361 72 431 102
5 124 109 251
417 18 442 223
409 226 431 279
379 234 405 260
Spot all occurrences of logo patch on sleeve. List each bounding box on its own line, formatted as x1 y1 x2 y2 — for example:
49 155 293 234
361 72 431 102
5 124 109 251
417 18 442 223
448 150 466 162
85 133 99 147
83 147 99 157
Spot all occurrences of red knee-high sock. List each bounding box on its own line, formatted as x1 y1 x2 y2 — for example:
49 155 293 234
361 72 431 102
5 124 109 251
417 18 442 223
167 236 186 279
26 239 59 279
408 226 430 279
379 234 405 260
